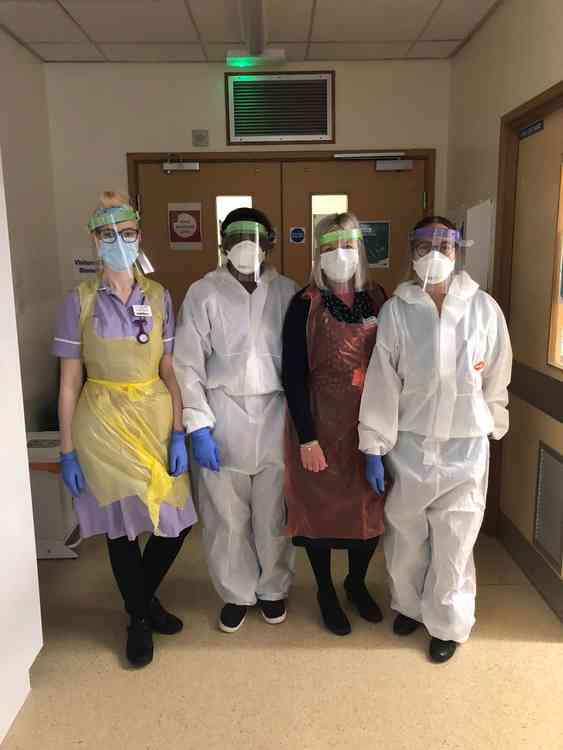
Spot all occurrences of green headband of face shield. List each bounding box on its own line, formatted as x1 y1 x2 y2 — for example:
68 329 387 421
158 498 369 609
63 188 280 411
223 220 269 238
320 228 363 245
88 206 140 232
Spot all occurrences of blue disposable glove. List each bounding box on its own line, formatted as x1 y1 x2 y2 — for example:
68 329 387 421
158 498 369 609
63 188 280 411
169 430 189 476
60 450 86 497
366 454 385 495
191 427 221 472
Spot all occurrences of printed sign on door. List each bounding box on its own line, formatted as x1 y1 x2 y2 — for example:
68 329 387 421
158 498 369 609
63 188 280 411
169 202 203 250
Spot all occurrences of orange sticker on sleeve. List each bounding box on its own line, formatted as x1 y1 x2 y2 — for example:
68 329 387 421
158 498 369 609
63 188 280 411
474 361 486 372
352 368 365 387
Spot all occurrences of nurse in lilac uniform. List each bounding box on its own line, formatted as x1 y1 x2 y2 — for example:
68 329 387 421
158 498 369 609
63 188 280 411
53 191 196 668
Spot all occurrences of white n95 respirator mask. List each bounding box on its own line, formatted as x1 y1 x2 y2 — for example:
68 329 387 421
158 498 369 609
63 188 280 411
227 241 265 275
320 247 359 283
413 250 455 285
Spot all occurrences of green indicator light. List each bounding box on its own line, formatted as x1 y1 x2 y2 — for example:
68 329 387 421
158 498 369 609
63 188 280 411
229 57 258 68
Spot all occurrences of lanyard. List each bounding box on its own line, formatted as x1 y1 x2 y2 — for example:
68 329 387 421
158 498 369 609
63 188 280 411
130 294 150 344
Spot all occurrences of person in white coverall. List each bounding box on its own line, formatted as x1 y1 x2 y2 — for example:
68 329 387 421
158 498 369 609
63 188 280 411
173 208 297 633
359 215 512 663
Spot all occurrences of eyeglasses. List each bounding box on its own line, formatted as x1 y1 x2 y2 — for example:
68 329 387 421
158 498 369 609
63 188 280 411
97 228 139 244
413 240 456 258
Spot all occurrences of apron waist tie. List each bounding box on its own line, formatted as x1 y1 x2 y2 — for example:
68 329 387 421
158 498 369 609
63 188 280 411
87 377 159 401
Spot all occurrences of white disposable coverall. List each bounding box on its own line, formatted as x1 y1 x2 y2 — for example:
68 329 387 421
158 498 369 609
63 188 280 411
359 272 512 642
174 267 297 605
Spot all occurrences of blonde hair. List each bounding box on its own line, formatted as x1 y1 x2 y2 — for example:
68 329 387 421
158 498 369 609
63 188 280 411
96 190 132 211
311 212 368 290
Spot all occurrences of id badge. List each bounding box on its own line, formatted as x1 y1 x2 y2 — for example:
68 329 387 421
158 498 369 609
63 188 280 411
132 304 152 318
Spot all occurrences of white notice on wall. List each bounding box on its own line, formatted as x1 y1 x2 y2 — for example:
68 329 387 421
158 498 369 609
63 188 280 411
465 199 495 291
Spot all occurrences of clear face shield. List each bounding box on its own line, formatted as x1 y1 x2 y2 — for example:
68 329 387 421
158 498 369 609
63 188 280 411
88 205 154 280
316 227 366 287
409 226 473 292
222 220 270 285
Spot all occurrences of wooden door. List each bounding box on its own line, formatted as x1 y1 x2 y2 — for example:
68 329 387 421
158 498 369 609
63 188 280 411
137 161 282 310
498 106 563 564
281 159 427 294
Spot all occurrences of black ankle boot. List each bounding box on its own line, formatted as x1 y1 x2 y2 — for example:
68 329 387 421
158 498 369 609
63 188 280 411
344 577 383 623
429 638 457 663
148 597 183 635
393 613 421 636
126 616 154 667
317 589 351 636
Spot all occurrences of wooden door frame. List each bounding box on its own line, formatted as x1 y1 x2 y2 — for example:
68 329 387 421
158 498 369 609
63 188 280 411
127 148 436 216
489 79 563 534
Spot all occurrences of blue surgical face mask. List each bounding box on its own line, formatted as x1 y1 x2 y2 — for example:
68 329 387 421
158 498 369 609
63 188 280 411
100 239 139 272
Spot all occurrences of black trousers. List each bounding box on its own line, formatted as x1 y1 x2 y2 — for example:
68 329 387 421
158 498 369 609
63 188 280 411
106 527 191 619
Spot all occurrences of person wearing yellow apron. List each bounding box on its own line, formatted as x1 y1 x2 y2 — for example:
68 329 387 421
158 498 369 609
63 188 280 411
53 191 195 668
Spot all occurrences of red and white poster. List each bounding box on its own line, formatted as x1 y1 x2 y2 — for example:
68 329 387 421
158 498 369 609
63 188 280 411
168 202 203 250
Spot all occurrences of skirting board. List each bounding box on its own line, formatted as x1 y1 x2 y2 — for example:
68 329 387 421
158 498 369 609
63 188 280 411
498 512 563 622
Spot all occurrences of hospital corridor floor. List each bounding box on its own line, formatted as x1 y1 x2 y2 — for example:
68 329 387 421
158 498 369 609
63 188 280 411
3 528 562 750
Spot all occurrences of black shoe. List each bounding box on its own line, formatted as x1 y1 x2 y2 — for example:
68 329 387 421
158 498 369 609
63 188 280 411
219 604 247 633
393 613 421 636
429 637 457 663
317 590 352 636
148 597 183 635
126 616 154 668
344 577 383 623
259 599 287 625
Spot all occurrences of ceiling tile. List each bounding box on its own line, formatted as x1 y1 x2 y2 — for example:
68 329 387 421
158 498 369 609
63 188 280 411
264 0 314 43
421 0 498 40
60 0 198 43
28 41 104 61
312 0 439 42
99 42 205 61
407 40 460 58
308 41 411 60
188 0 242 43
0 0 86 43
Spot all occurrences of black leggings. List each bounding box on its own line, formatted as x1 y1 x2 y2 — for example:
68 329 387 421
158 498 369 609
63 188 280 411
106 527 191 619
305 537 379 594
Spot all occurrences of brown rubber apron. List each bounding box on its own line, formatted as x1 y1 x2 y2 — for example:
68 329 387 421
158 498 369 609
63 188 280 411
284 286 386 540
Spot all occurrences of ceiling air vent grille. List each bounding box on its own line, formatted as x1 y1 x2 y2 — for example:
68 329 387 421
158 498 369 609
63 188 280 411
226 72 334 145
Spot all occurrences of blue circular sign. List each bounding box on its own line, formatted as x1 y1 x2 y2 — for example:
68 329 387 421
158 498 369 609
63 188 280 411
290 226 305 244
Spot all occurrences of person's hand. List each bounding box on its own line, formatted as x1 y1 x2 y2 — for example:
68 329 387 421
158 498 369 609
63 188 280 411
300 441 328 473
190 427 221 472
60 450 86 496
169 430 189 476
366 454 385 494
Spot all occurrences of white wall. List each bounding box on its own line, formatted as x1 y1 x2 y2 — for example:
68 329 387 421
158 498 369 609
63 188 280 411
0 28 61 430
44 60 451 291
447 0 563 215
0 147 43 743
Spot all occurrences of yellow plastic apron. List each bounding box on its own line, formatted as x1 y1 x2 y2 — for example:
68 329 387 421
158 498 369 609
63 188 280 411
72 272 190 531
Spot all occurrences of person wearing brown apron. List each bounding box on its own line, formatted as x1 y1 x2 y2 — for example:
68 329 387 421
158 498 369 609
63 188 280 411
282 212 387 636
